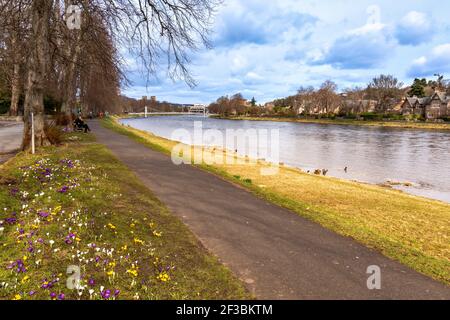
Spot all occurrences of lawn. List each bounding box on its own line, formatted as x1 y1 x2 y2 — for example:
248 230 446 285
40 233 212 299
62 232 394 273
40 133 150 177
0 132 249 300
105 116 450 286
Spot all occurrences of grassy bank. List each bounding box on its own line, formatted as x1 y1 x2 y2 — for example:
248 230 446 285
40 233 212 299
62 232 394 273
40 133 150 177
106 117 450 285
0 132 249 300
215 115 450 131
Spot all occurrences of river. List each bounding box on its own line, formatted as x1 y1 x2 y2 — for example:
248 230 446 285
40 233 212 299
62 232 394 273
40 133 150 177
120 116 450 203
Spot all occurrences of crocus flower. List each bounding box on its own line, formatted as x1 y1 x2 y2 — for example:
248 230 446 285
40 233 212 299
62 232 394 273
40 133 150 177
101 289 111 300
64 233 76 244
38 211 49 218
58 186 69 194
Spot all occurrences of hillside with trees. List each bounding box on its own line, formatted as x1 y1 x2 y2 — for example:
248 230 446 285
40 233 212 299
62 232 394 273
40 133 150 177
209 74 450 121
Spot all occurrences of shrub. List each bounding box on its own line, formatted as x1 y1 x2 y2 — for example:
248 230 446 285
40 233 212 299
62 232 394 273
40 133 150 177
360 112 383 121
347 114 358 119
44 123 64 145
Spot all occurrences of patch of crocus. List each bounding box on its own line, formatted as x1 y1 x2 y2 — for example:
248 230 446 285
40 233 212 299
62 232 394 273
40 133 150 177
58 293 65 300
41 278 58 290
50 292 57 300
14 259 26 273
157 271 171 282
5 217 17 225
41 280 51 289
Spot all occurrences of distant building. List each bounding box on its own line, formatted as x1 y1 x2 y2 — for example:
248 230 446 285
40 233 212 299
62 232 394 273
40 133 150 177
189 104 208 114
400 91 449 120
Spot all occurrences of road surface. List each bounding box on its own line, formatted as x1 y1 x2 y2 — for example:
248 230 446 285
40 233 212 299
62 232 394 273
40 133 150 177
0 121 23 164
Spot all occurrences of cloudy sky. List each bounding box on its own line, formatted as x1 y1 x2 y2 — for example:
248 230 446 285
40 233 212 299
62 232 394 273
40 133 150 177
122 0 450 104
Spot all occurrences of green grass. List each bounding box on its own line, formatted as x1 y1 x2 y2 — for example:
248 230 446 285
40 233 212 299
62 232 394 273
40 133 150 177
104 117 450 286
0 132 249 300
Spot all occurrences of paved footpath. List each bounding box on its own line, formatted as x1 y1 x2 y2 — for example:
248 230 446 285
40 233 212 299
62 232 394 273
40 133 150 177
91 121 450 300
0 121 23 164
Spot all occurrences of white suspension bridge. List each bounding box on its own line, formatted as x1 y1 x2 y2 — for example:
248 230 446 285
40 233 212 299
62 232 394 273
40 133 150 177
127 104 211 117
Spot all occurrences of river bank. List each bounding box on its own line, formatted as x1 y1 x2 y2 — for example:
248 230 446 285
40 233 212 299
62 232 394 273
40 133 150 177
214 115 450 131
107 116 450 285
0 132 249 300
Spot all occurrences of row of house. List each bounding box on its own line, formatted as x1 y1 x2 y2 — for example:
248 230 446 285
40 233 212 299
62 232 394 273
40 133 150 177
264 91 449 120
400 91 450 120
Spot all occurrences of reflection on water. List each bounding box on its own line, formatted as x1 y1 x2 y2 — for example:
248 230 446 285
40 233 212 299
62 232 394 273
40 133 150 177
121 116 450 203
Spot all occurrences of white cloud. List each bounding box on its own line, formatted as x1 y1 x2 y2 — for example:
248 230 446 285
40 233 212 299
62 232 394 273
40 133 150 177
395 11 433 46
313 18 394 69
408 43 450 76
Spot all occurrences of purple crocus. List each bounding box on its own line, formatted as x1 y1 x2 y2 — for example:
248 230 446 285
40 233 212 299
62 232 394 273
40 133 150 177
64 233 76 244
38 211 49 218
14 259 26 273
58 186 69 194
58 293 65 300
101 289 111 300
5 217 17 225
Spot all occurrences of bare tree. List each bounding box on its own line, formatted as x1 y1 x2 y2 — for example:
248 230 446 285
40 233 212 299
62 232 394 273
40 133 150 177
0 1 29 116
22 0 54 148
316 80 339 114
366 74 404 112
0 0 221 149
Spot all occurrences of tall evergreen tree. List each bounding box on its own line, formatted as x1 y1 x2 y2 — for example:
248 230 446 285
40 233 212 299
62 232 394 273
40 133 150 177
408 78 427 98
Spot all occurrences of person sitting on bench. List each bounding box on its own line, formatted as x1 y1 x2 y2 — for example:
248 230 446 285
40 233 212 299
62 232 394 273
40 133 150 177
74 117 91 133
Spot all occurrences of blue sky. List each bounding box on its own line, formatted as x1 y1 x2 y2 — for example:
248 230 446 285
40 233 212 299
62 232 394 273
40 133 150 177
122 0 450 104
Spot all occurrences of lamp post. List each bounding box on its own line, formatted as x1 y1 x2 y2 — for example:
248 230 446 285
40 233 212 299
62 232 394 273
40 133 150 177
31 112 35 155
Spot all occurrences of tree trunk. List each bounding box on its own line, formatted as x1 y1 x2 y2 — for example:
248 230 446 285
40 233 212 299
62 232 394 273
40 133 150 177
9 27 21 116
61 39 81 118
10 63 20 116
60 0 83 120
22 0 53 150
